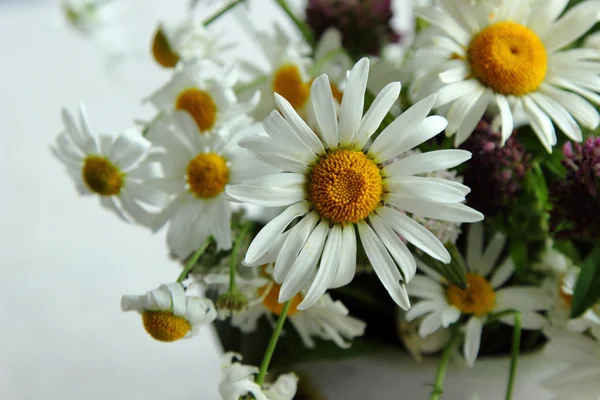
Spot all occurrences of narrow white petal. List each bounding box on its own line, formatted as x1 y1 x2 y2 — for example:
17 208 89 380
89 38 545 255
239 173 306 189
446 86 486 135
541 84 600 131
522 96 557 152
414 6 471 46
239 136 309 172
263 111 317 163
385 176 467 204
109 130 151 170
310 75 339 149
419 310 445 337
275 93 326 155
226 185 305 207
528 0 569 38
126 181 169 207
500 311 547 330
439 62 469 84
245 201 310 264
127 162 163 180
100 195 130 223
489 258 515 289
61 107 96 154
495 287 552 312
370 214 417 280
406 300 440 322
455 90 491 147
358 221 410 309
466 222 484 274
385 197 483 223
121 295 144 312
441 307 461 327
329 223 357 288
480 233 506 276
338 58 369 145
383 149 472 177
544 1 600 51
495 94 514 145
210 199 232 250
464 317 484 367
353 82 401 148
120 193 154 227
274 212 319 283
434 80 480 108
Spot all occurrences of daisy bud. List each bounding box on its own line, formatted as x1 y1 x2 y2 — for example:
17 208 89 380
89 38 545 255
550 137 600 240
460 119 531 217
305 0 401 56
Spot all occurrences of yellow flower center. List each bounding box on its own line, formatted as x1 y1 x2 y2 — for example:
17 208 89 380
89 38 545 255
151 27 180 68
468 21 547 96
186 153 229 198
308 150 383 224
272 64 310 109
175 88 218 132
82 155 124 196
142 310 191 342
258 282 302 317
446 273 496 316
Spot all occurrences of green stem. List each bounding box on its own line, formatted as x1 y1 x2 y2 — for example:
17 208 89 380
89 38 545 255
506 312 522 400
229 223 252 292
274 0 315 48
176 237 213 283
204 0 246 26
255 299 292 386
430 331 461 400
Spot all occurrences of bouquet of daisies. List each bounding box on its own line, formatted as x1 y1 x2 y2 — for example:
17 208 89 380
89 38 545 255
53 0 600 399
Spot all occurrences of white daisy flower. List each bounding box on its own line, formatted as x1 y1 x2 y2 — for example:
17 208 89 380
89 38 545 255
121 282 217 342
150 17 232 68
219 353 298 400
406 223 552 366
411 0 600 151
148 111 271 258
227 57 483 310
147 59 258 135
542 327 600 400
51 103 167 225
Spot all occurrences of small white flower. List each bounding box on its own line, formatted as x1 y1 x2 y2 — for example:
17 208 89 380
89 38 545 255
121 282 217 342
150 17 232 68
542 327 600 400
228 57 483 311
51 103 167 225
147 59 258 135
412 0 600 151
407 223 552 366
219 352 298 400
148 111 271 258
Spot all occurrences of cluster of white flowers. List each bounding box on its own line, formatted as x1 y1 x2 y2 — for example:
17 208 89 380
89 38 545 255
52 0 600 398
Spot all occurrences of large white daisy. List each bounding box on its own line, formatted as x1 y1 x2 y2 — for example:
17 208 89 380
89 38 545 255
51 103 167 225
227 57 483 310
411 0 600 151
148 111 271 258
147 59 258 135
121 282 217 342
542 327 600 400
406 223 552 366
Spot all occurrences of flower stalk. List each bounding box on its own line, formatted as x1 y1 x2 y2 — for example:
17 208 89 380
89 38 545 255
204 0 246 26
430 331 461 400
256 299 293 386
176 236 213 283
506 312 522 400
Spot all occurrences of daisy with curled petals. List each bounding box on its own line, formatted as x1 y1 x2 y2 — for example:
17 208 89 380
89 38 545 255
406 223 552 366
227 57 483 310
411 0 600 151
51 103 167 225
121 283 217 342
542 327 600 400
219 352 298 400
148 111 271 258
147 59 258 135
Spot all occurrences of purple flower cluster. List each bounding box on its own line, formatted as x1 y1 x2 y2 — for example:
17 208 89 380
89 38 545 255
551 137 600 240
305 0 400 56
460 119 531 218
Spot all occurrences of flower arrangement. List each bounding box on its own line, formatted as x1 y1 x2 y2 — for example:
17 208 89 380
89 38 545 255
53 0 600 398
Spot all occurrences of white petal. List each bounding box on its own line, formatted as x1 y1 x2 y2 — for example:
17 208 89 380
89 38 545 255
127 162 163 180
489 258 515 289
441 307 461 327
480 233 506 276
500 311 547 330
528 0 569 38
263 110 317 163
415 6 470 46
522 96 556 152
275 94 326 155
540 83 600 130
210 199 232 250
338 58 369 145
466 222 484 274
274 212 320 283
358 221 410 309
370 214 417 280
445 86 486 135
100 195 130 223
544 1 600 51
439 62 469 84
244 201 310 264
455 90 491 147
329 223 357 288
385 197 484 223
464 317 484 367
279 220 329 302
434 80 480 108
495 94 514 145
385 176 467 204
226 185 305 207
495 287 552 311
121 295 144 312
109 130 151 171
419 310 445 338
310 75 339 149
164 283 186 316
383 149 472 177
126 181 169 207
353 82 401 148
406 300 440 322
239 136 309 173
61 106 96 154
376 206 450 263
529 93 582 142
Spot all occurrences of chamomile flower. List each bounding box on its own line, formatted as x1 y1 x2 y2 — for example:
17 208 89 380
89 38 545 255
412 0 600 151
150 17 232 68
121 283 217 342
147 60 258 135
51 103 166 225
227 57 483 310
219 353 298 400
542 327 600 400
406 223 552 366
148 112 271 258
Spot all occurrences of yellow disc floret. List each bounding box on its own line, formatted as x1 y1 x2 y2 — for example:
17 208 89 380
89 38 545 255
142 310 191 342
308 150 383 224
468 21 547 96
175 88 218 132
151 27 180 68
258 282 302 316
446 273 496 316
186 153 229 198
272 64 310 109
82 155 124 196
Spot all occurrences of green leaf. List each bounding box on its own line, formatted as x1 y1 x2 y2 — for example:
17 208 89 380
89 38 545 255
418 245 467 290
510 240 528 272
570 246 600 318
